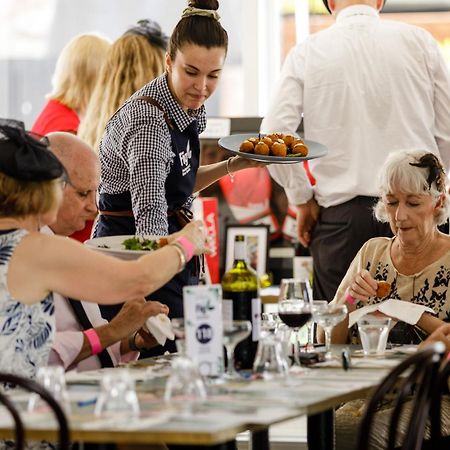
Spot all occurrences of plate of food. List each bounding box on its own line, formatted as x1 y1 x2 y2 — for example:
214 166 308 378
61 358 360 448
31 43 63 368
218 133 328 164
84 235 167 260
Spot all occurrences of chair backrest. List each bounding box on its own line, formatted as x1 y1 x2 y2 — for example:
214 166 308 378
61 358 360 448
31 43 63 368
0 372 70 450
429 356 450 448
355 342 446 450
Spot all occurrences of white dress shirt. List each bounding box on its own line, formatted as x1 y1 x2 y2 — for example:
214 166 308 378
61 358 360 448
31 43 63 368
261 5 450 208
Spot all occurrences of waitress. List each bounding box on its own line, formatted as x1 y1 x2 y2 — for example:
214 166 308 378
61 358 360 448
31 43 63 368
95 0 257 343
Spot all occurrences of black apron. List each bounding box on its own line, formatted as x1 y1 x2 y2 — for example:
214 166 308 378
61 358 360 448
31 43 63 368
95 97 200 353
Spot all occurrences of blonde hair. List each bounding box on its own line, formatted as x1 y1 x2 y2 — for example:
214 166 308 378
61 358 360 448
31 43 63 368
49 33 111 114
0 172 62 218
78 33 165 150
374 149 450 225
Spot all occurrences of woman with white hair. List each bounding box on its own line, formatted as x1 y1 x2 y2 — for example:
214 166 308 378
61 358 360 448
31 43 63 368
331 149 450 345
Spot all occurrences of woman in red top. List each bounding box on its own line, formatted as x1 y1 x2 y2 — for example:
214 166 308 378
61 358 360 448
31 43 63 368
32 33 111 242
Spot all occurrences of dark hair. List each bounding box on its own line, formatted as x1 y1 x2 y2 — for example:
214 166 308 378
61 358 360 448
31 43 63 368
125 19 168 51
169 0 228 60
322 0 387 14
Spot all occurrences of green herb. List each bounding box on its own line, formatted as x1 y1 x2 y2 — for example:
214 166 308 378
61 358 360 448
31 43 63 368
122 237 160 251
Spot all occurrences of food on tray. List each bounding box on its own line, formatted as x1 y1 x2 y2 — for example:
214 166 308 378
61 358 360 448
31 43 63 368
376 281 391 298
239 133 309 158
122 236 168 251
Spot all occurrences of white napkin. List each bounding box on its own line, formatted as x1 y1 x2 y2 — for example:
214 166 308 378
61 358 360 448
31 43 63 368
145 314 175 346
349 299 435 328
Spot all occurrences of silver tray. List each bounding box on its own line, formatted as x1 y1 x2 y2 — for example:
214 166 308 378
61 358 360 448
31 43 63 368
218 133 328 164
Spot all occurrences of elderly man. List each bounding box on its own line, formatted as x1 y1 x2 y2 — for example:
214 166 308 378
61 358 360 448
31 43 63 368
44 132 167 371
262 0 450 301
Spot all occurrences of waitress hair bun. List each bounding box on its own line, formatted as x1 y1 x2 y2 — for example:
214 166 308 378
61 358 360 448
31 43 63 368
188 0 219 10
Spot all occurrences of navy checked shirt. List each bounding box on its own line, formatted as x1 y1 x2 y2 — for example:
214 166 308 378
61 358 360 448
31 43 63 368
98 74 207 236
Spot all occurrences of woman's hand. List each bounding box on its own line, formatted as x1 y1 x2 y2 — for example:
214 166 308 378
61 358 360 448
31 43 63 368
419 323 450 353
228 155 268 171
168 220 209 256
347 269 378 303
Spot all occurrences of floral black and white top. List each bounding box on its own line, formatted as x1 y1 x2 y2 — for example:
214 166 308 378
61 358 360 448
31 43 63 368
0 229 54 379
333 237 450 343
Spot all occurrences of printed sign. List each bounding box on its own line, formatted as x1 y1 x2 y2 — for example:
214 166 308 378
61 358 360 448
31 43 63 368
183 284 224 377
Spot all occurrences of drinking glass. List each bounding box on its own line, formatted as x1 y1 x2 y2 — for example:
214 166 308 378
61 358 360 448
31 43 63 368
306 300 328 351
357 315 391 356
253 332 289 380
278 278 313 363
164 357 207 415
28 366 70 414
312 303 348 359
94 369 139 418
222 320 252 380
171 318 185 354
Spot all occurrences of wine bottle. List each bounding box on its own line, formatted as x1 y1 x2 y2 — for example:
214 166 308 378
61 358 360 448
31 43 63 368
221 235 260 370
293 239 313 284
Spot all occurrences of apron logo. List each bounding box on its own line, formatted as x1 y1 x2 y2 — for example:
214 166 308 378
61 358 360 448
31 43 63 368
179 141 192 176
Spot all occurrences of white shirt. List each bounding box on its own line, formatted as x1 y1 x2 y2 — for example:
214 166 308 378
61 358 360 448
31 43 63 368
261 5 450 208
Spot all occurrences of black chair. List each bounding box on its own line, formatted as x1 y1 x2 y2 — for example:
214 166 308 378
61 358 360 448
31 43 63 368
429 356 450 449
355 342 446 450
0 372 70 450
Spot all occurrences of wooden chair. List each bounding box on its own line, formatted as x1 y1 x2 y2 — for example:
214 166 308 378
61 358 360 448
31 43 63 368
355 342 446 450
0 372 70 450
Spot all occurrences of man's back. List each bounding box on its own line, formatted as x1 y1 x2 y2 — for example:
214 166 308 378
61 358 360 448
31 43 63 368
263 5 450 207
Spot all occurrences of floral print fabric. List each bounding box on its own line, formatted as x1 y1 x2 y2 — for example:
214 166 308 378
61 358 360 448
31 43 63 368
0 229 54 379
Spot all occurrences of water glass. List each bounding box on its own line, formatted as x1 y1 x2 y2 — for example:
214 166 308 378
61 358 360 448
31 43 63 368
357 315 391 356
253 333 289 380
94 369 139 418
28 366 70 414
164 357 206 415
171 318 185 354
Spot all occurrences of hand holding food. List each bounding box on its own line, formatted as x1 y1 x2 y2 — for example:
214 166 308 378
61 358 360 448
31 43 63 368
346 269 378 304
376 281 391 298
239 133 309 158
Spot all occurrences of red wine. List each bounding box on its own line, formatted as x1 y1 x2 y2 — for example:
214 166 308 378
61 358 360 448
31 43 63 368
279 312 312 328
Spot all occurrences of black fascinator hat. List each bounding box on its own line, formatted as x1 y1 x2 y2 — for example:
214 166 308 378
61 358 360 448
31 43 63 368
0 119 66 182
125 19 169 51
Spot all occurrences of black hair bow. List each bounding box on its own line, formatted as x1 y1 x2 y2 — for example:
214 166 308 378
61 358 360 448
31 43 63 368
125 19 168 51
409 153 445 192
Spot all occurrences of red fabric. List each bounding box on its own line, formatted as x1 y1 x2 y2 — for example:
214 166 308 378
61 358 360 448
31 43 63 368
31 99 79 135
70 220 94 243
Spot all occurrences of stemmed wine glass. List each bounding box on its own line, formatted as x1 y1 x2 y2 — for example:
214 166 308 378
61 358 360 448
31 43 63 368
222 320 252 380
277 278 313 366
312 303 348 359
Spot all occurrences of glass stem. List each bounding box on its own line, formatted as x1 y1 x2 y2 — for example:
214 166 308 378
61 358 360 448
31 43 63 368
306 322 314 351
293 329 301 366
226 346 235 376
324 327 332 353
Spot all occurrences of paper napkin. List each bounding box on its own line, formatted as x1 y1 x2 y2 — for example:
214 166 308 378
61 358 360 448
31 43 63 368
145 314 175 346
349 299 435 328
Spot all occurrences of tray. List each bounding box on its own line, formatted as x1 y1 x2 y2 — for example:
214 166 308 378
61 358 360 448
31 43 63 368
218 133 328 164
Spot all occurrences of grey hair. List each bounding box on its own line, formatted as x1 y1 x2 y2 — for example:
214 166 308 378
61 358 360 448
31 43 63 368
373 149 450 225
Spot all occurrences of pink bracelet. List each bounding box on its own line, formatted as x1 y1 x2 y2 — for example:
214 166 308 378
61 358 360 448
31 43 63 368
175 236 195 261
83 328 102 355
345 291 356 305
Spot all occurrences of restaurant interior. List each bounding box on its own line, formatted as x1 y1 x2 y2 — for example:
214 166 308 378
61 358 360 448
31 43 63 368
1 1 450 450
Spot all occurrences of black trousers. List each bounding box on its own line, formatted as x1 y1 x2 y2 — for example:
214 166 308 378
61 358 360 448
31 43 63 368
309 196 393 301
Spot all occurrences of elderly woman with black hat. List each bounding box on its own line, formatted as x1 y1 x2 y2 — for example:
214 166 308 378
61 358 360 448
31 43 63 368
0 119 207 380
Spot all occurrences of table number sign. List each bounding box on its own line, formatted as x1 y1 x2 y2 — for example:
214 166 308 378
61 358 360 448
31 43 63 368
183 284 224 377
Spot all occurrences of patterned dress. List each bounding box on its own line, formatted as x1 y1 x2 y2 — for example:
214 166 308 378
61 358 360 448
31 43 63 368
332 236 450 344
0 229 55 379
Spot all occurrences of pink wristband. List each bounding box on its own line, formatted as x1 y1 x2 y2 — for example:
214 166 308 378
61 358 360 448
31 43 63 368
345 291 356 305
175 236 195 261
83 328 102 355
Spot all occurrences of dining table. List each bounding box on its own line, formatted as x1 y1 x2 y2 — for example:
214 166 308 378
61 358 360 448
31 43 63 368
0 346 415 450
